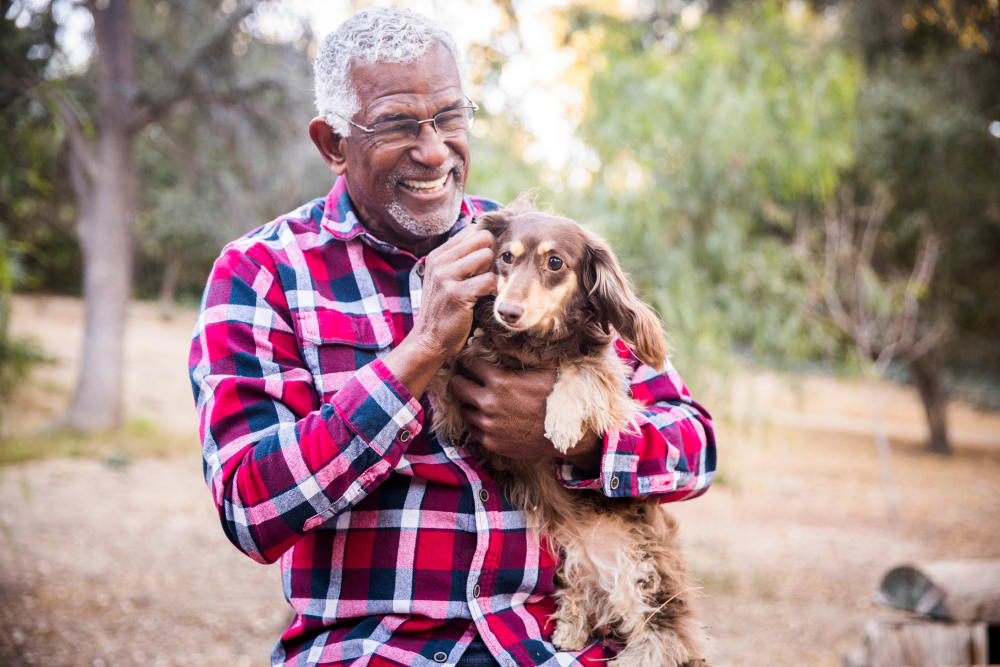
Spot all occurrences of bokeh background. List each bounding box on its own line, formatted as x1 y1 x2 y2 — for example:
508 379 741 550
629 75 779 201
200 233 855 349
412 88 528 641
1 0 999 665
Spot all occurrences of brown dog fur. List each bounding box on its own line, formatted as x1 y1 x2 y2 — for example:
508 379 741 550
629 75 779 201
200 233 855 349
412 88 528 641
430 197 705 666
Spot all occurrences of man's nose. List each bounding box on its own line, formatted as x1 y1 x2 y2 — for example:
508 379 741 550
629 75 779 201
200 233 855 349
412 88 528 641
408 121 450 167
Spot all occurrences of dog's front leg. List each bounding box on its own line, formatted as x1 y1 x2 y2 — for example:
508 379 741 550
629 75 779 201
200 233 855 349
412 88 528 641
543 365 590 453
545 354 638 453
429 364 468 445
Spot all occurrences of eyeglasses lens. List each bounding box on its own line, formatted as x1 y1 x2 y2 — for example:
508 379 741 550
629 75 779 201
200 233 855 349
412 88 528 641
373 107 474 149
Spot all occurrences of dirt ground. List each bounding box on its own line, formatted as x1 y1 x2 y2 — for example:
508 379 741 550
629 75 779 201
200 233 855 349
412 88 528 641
2 295 999 666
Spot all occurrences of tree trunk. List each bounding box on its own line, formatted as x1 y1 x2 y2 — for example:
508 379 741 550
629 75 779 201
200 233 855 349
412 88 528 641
157 254 182 320
909 352 951 456
867 378 900 522
62 0 136 431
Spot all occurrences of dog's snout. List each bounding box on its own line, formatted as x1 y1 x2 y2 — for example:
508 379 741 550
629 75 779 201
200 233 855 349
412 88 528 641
496 303 524 324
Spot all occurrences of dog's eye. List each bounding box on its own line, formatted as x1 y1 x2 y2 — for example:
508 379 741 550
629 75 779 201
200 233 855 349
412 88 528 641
548 256 563 271
501 251 513 264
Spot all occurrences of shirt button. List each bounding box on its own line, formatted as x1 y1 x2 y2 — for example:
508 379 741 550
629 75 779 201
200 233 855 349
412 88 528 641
610 475 620 490
479 488 489 503
433 650 448 662
398 429 411 443
416 263 425 276
473 583 481 597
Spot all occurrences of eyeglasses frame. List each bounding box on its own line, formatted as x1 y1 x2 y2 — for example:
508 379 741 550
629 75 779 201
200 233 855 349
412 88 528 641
342 95 479 146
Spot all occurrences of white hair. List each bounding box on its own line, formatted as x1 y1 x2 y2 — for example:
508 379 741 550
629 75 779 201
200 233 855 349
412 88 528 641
314 7 464 136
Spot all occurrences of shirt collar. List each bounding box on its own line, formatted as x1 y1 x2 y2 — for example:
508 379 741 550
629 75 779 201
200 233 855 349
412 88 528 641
321 175 477 257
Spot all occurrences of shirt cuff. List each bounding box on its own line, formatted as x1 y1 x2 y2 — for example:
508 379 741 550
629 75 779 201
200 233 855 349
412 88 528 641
330 358 424 461
556 428 642 497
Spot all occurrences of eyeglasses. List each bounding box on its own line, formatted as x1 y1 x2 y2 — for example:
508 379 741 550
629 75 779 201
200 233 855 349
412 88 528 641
343 96 478 150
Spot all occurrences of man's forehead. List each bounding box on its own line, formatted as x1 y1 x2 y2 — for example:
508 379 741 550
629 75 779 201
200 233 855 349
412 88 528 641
350 42 463 117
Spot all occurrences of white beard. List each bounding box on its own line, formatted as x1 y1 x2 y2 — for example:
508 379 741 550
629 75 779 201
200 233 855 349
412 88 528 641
386 191 463 238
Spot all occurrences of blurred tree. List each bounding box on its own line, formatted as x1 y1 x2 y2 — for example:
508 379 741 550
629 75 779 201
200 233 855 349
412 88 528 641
0 3 61 430
0 236 45 432
129 4 321 315
0 1 80 293
560 1 858 377
800 186 944 512
845 0 1000 453
4 0 311 430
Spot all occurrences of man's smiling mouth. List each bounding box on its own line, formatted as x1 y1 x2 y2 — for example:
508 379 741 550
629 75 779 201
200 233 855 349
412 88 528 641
400 172 449 193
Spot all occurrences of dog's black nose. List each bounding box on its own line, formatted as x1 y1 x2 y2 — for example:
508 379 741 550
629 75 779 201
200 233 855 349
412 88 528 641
497 303 524 324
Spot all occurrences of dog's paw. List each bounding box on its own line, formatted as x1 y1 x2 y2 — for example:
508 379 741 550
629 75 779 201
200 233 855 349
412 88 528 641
543 367 591 453
551 621 590 653
543 407 585 454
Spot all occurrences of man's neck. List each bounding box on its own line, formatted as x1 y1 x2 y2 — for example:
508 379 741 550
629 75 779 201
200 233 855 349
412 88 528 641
361 218 449 257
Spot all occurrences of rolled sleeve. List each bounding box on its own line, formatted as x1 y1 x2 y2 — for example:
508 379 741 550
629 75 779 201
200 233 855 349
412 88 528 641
330 358 423 457
556 343 716 502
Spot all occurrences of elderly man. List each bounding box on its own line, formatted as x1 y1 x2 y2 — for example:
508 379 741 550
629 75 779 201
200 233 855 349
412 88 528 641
189 7 715 667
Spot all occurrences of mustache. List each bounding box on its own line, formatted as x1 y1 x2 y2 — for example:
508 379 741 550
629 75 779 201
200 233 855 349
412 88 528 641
389 156 466 184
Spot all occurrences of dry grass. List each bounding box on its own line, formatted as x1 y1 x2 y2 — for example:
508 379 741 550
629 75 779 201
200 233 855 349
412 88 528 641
1 295 998 666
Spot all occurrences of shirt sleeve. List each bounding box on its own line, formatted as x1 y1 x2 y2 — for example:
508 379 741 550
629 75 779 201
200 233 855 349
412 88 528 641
555 340 716 502
189 245 423 564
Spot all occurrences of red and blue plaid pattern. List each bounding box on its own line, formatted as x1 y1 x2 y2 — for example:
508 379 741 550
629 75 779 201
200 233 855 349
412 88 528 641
189 176 716 667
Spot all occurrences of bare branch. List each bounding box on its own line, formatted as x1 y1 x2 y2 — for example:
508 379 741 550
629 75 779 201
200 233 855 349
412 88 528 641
129 1 255 132
900 234 940 348
198 78 285 109
820 206 856 340
804 185 947 372
51 88 100 183
907 317 949 362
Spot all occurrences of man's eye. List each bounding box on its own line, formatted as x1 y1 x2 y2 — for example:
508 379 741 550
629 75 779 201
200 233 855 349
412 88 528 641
501 251 513 264
372 119 417 139
434 109 469 132
548 256 563 271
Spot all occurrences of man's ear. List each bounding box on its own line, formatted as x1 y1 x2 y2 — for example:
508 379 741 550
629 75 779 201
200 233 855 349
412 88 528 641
309 117 348 175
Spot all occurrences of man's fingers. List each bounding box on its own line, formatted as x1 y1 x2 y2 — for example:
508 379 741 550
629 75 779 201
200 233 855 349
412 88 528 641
430 228 494 266
456 356 495 386
457 272 497 301
448 373 486 410
448 246 496 280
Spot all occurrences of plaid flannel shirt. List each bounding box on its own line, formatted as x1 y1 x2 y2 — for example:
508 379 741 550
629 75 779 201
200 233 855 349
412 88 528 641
189 176 716 667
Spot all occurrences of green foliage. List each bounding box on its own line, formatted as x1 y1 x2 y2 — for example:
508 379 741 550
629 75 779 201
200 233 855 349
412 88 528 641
3 1 328 302
129 2 327 301
562 2 860 371
854 50 1000 379
0 236 47 428
0 8 83 293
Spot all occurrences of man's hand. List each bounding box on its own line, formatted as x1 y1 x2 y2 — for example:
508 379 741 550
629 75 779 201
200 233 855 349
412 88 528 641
383 225 496 399
412 225 497 359
448 357 603 473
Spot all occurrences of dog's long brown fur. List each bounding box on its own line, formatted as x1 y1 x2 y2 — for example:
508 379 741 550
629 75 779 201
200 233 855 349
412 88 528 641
430 197 706 666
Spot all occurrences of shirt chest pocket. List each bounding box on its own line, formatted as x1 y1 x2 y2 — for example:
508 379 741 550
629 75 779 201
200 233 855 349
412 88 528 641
293 307 396 402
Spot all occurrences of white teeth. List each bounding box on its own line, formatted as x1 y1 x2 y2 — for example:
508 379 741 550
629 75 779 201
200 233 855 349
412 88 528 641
401 173 448 191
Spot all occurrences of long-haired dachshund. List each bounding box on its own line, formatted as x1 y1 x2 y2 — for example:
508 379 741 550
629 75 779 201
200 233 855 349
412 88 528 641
430 197 705 666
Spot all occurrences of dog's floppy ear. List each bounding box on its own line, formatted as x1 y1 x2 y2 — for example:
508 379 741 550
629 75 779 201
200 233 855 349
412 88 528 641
582 235 668 369
474 208 513 238
474 191 538 237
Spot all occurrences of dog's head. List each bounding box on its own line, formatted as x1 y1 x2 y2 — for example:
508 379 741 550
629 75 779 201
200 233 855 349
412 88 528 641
475 200 667 369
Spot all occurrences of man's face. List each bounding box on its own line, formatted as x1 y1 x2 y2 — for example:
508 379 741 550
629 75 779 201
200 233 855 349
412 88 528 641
339 43 471 252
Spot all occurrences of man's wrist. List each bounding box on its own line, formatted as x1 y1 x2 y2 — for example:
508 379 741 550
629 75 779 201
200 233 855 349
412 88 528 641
383 334 451 400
